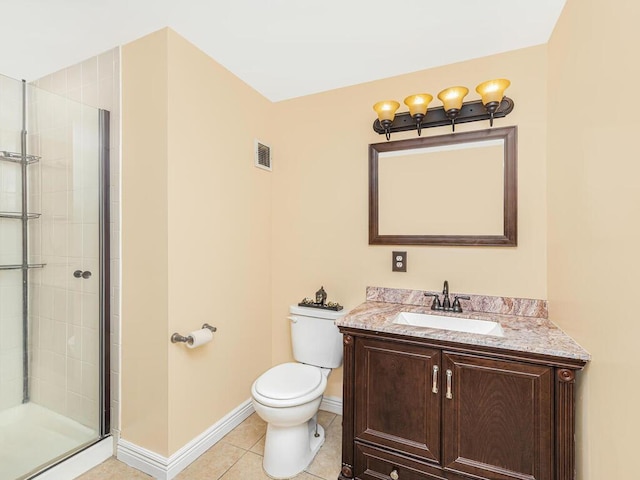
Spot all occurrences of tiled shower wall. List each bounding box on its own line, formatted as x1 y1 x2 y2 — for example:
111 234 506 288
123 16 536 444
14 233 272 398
0 75 26 410
30 48 121 433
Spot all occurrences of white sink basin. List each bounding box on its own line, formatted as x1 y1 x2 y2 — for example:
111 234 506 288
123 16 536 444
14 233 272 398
393 311 504 337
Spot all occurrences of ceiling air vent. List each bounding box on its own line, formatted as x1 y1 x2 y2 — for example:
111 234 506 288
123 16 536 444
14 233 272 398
255 139 272 171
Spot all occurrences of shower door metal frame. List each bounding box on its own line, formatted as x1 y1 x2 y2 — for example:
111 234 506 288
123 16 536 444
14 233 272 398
99 108 111 436
21 79 30 402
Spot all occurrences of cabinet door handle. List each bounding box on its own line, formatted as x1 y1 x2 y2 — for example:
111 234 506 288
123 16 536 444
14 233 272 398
446 369 453 399
432 365 439 394
390 469 399 480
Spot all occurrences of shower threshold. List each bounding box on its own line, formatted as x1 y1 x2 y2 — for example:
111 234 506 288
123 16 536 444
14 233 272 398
0 403 98 480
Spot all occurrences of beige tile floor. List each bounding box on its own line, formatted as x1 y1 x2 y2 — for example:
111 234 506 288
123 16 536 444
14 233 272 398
77 411 342 480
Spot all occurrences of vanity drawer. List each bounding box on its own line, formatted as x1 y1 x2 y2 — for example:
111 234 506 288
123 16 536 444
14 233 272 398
354 442 447 480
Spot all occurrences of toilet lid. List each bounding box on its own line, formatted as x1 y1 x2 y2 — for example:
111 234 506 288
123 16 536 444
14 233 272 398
254 363 323 400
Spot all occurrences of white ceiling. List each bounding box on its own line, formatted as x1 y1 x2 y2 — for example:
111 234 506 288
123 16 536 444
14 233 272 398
0 0 565 102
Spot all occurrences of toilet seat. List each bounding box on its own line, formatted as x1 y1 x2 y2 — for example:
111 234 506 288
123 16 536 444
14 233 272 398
252 363 327 408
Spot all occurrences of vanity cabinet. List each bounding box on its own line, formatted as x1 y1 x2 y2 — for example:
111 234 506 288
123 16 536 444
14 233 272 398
340 330 582 480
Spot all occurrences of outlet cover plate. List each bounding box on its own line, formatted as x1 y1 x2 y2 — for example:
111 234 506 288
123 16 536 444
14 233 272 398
392 251 407 272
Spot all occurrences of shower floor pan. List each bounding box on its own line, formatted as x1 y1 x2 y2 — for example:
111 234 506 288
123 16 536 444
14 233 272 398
0 403 97 480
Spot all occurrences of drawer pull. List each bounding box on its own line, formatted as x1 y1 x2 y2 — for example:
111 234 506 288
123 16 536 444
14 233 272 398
432 365 439 394
390 469 399 480
446 369 453 399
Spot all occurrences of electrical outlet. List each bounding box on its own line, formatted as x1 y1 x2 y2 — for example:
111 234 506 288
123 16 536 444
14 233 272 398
392 251 407 272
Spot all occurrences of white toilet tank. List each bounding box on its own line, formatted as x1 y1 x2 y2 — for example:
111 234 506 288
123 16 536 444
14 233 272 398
289 305 346 369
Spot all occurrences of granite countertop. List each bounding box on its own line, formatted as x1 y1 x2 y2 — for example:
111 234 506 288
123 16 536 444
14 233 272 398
336 287 591 363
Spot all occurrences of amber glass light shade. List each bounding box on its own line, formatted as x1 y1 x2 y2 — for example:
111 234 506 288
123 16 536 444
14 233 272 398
373 100 400 140
437 86 469 111
373 100 400 122
476 79 510 105
403 94 433 117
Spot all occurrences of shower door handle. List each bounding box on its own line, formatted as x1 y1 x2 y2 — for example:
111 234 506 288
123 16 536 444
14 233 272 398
73 270 92 279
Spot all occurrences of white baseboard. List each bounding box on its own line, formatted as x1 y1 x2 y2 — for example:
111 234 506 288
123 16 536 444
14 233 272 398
117 395 343 479
36 437 113 480
117 399 254 480
320 395 343 416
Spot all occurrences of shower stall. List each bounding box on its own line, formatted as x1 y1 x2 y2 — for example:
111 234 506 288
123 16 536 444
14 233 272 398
0 73 110 480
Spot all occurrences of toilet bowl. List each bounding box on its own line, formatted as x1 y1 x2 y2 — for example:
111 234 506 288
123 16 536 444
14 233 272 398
250 305 346 479
251 363 329 479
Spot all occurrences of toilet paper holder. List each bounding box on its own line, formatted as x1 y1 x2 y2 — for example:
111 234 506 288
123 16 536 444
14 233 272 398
171 323 217 345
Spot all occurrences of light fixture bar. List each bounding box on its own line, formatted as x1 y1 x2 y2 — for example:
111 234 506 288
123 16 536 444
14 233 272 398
372 97 514 136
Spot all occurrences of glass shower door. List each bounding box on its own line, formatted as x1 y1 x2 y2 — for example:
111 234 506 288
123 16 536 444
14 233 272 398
0 74 109 480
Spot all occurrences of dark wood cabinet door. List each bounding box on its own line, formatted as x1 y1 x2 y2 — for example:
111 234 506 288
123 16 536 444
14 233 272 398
442 352 553 480
355 337 441 463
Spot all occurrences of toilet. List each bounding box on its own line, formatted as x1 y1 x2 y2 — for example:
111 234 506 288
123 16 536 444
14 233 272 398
251 305 346 479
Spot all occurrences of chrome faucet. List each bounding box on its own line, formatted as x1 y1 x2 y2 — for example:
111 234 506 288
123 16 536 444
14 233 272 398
424 280 470 313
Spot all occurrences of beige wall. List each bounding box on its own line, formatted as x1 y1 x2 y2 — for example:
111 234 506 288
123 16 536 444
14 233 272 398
547 0 640 478
121 29 170 455
165 30 273 454
271 46 549 397
121 29 273 456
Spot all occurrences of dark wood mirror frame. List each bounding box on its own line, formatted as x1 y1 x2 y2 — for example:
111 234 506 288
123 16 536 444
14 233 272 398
369 126 517 246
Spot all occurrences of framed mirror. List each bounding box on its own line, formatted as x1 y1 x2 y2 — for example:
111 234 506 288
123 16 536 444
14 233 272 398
369 126 517 246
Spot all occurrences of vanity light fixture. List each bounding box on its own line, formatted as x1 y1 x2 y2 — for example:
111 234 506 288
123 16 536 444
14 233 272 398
476 79 511 127
437 86 469 132
403 94 433 136
373 100 400 140
372 79 514 140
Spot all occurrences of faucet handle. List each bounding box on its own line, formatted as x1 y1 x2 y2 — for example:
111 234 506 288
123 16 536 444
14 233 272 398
452 295 471 313
424 292 442 310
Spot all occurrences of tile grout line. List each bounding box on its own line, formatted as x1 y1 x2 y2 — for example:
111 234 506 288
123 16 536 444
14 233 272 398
217 445 250 480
